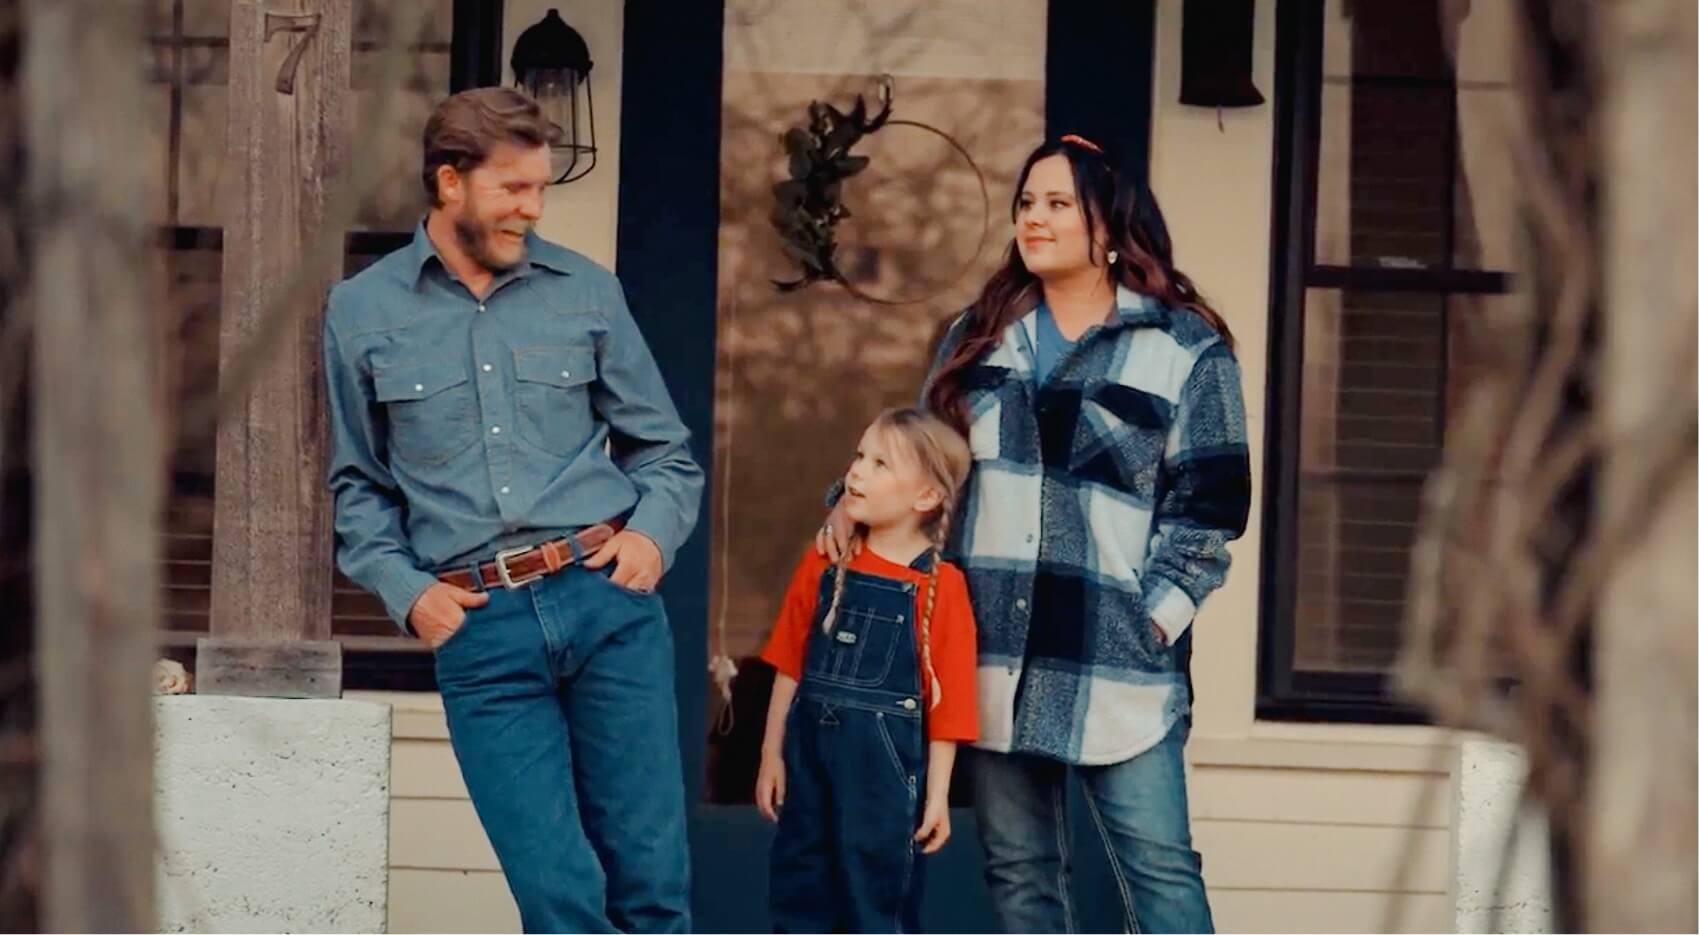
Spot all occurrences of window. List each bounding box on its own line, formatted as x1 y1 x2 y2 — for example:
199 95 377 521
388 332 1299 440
1259 0 1521 719
153 0 500 690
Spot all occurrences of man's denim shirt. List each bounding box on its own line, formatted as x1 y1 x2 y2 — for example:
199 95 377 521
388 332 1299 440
323 223 704 630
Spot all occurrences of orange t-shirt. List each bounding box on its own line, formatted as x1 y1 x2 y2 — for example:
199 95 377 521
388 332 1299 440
759 547 979 743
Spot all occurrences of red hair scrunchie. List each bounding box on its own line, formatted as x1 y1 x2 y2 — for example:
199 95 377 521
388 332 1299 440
1060 133 1104 154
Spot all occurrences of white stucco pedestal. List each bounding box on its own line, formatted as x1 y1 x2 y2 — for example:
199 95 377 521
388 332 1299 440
1453 737 1554 934
153 695 392 933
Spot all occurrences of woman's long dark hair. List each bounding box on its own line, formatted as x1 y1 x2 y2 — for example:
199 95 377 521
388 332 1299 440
925 138 1234 433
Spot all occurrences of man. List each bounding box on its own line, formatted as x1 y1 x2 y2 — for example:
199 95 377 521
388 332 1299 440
323 87 702 933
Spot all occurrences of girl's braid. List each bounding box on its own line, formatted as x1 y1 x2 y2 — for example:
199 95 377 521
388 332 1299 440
820 531 859 633
918 508 953 710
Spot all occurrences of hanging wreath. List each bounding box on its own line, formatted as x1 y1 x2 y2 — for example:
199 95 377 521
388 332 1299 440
769 75 991 305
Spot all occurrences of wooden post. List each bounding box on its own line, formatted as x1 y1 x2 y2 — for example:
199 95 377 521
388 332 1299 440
1589 0 1698 929
206 0 351 695
25 0 159 929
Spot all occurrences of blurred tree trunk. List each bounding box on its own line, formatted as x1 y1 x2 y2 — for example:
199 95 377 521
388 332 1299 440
25 0 159 930
0 0 32 926
1588 1 1698 931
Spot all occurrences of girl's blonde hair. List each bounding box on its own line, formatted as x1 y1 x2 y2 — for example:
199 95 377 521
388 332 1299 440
821 407 973 710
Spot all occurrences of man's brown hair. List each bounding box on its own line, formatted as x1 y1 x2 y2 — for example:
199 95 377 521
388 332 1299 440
420 87 559 206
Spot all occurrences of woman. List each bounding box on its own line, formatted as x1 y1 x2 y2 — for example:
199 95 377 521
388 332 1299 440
821 136 1250 933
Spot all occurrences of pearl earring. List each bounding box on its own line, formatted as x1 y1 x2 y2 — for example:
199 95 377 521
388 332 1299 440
1107 250 1119 265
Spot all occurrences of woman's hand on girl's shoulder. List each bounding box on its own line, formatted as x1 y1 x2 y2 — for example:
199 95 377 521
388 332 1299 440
813 499 859 562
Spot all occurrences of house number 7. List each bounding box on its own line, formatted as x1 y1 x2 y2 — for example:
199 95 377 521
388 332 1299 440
265 12 321 95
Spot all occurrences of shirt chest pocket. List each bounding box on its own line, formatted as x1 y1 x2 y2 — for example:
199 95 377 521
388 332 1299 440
373 362 478 466
513 344 597 456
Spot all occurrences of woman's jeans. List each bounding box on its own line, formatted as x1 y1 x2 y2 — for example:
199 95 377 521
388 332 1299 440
972 722 1212 933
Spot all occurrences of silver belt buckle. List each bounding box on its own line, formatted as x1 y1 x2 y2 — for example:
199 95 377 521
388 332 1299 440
494 546 544 590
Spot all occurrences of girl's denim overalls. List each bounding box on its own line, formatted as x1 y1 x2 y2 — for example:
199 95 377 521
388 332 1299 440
769 564 929 933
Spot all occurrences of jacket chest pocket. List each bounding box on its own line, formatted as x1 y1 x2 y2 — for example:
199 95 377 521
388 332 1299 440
374 362 477 465
513 345 597 456
1072 381 1172 498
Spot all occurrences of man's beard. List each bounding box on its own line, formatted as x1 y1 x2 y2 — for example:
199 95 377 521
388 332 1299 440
453 212 528 274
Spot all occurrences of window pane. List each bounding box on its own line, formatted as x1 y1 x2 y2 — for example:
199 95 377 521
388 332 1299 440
1295 476 1423 672
351 0 454 231
1332 82 1454 268
147 0 229 227
140 84 173 228
178 85 229 229
1454 80 1520 272
1313 0 1522 275
180 0 229 37
1293 243 1530 679
1295 287 1450 673
161 238 221 633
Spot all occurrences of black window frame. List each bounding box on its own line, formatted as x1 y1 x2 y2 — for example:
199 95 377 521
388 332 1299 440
1256 0 1514 722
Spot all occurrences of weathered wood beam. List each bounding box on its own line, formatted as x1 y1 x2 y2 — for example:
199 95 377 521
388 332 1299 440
195 637 343 699
207 0 351 695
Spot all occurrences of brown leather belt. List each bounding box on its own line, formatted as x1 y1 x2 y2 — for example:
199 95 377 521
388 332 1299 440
437 519 625 592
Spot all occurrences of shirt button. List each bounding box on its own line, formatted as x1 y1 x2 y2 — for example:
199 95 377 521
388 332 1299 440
413 383 424 392
490 426 501 435
477 303 486 313
499 486 510 495
482 364 492 372
1026 534 1036 544
1016 599 1028 611
560 370 571 379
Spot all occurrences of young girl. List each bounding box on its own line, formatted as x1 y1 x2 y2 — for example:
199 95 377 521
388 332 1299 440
755 407 978 933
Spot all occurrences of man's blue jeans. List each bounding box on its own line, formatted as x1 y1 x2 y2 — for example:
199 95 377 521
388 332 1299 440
434 565 691 934
972 722 1212 933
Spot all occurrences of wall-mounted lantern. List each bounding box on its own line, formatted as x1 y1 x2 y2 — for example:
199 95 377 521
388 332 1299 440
1179 0 1265 111
511 8 597 184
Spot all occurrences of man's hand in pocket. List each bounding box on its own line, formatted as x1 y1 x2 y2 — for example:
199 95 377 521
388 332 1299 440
408 582 489 648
